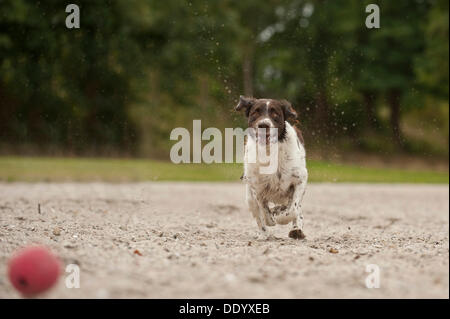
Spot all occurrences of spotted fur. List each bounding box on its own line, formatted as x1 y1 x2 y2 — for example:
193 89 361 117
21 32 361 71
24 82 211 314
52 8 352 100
236 96 308 240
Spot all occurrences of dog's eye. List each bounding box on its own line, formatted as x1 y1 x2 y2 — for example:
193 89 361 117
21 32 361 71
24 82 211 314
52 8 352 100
251 108 261 116
270 109 279 118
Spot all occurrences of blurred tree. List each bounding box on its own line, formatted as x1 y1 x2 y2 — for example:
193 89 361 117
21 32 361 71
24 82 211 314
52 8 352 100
0 0 447 158
229 0 286 97
0 0 156 154
357 0 430 146
257 0 358 140
415 0 449 100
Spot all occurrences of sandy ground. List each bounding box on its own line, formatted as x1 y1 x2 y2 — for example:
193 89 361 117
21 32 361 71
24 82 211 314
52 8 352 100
0 182 448 299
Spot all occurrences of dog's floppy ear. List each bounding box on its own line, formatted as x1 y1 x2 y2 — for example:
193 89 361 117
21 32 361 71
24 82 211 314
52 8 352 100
235 95 255 116
280 99 297 122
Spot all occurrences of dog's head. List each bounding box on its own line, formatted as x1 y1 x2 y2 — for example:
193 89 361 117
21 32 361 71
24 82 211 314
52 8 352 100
235 96 297 143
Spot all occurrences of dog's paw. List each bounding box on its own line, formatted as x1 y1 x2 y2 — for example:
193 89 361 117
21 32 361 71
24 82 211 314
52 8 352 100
288 229 305 240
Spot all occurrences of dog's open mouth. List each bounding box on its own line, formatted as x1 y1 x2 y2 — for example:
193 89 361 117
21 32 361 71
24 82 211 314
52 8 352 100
255 128 277 144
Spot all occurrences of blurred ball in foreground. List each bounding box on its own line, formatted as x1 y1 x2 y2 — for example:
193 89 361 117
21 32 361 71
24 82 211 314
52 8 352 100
8 246 61 296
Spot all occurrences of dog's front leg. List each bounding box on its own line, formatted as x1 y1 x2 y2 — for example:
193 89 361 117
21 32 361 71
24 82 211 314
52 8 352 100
246 186 271 240
288 181 307 239
257 197 276 227
272 181 307 239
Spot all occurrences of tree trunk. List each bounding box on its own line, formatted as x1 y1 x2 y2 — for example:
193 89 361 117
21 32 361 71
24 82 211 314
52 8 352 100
388 89 403 147
242 46 254 97
362 91 378 130
315 90 331 137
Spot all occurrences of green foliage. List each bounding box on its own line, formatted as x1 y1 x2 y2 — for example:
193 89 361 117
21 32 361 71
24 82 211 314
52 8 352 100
415 0 449 99
0 0 152 153
0 0 448 159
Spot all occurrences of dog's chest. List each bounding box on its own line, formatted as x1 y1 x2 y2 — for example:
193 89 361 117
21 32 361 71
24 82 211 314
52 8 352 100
249 160 297 203
244 133 305 204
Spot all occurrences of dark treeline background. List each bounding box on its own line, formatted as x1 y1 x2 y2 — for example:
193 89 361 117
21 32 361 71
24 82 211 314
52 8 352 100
0 0 448 161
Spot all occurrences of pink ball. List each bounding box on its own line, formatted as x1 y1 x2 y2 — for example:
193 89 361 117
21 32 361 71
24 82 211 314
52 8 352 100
8 246 61 296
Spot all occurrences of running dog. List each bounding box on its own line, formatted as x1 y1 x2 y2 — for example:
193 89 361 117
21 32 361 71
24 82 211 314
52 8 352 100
235 96 308 240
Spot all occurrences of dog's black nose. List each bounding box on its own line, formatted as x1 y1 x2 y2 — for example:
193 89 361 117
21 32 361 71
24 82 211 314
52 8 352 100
257 123 270 129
